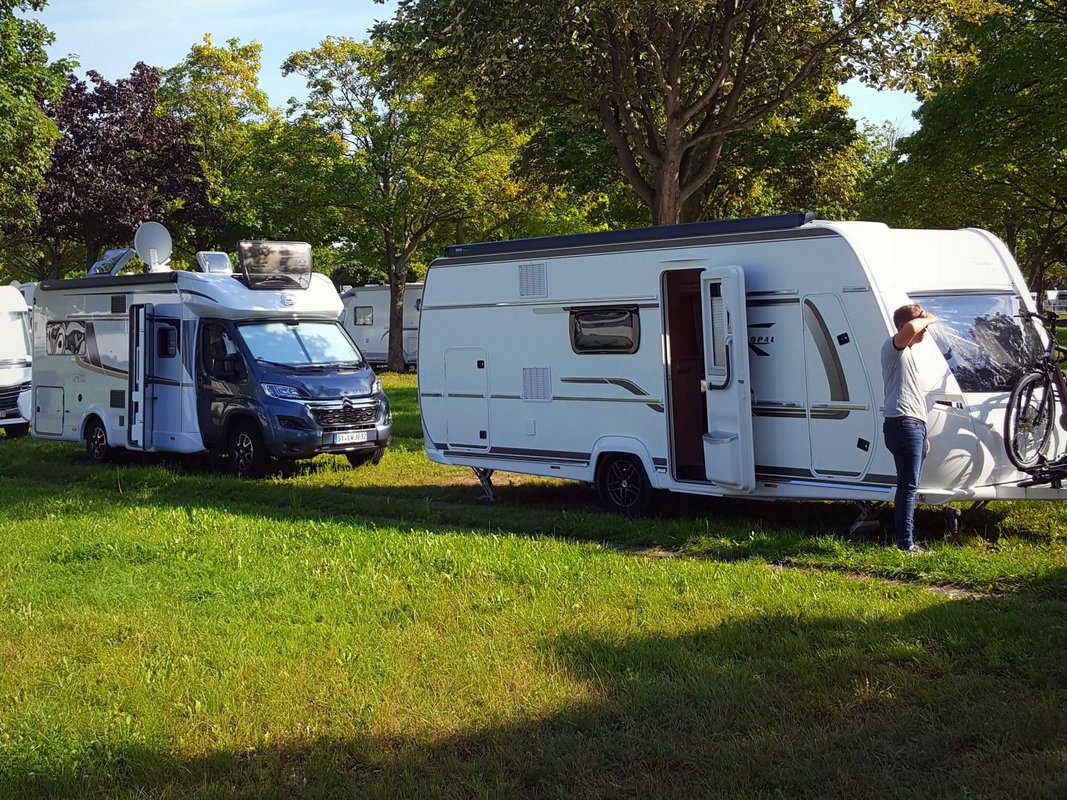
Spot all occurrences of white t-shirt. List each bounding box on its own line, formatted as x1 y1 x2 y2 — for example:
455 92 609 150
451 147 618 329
881 336 927 423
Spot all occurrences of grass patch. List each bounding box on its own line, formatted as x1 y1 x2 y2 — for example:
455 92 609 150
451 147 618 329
0 372 1065 797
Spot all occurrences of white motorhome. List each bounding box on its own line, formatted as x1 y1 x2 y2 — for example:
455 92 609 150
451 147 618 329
340 283 423 367
30 226 392 476
417 213 1064 517
0 284 32 438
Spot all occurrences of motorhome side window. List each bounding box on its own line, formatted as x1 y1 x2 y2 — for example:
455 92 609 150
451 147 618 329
202 323 244 380
569 307 640 354
353 306 373 325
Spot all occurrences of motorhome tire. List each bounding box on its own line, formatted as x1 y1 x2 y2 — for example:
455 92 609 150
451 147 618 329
84 418 115 464
346 447 384 468
596 453 655 515
4 423 29 438
229 421 271 478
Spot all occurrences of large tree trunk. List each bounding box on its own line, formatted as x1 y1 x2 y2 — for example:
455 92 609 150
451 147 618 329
385 231 408 373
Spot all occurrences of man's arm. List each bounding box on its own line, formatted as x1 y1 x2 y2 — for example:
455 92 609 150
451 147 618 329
893 311 936 350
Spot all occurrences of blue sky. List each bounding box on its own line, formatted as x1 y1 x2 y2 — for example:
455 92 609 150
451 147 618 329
39 0 918 131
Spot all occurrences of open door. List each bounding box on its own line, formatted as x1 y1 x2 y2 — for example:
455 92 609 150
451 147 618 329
700 267 755 492
128 303 153 450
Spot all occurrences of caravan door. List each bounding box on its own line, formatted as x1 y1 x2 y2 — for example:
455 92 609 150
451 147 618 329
128 304 154 449
128 304 184 451
700 267 755 492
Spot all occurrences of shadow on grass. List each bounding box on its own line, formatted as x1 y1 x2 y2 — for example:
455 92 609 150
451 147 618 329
4 582 1065 799
1 434 1049 587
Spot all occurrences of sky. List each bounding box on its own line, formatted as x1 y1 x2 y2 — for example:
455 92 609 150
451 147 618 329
37 0 919 132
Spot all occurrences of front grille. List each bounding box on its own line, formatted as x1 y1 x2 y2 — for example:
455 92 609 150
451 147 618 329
0 381 29 413
311 401 379 432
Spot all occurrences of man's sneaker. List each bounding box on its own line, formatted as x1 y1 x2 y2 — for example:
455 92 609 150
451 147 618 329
901 544 927 554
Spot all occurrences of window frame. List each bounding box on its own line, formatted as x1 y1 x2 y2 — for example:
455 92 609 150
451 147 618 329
568 305 641 355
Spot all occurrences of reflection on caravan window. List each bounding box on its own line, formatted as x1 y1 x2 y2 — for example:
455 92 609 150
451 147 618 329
918 293 1042 392
239 321 365 366
570 307 640 354
352 306 373 325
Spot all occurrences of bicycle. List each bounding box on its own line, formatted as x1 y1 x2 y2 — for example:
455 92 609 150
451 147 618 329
1003 310 1067 471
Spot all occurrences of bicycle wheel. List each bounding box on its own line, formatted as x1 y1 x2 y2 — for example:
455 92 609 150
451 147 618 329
1004 371 1054 470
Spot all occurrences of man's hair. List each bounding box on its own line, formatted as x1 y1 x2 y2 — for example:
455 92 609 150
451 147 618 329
893 304 924 330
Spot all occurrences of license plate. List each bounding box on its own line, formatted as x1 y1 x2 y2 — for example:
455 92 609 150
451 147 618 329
334 431 369 444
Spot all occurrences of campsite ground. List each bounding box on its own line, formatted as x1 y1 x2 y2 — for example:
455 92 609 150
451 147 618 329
1 373 1065 798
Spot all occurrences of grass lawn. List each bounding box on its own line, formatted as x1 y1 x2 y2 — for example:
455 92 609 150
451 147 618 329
1 373 1065 798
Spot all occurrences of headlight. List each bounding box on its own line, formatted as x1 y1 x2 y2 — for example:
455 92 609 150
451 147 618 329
262 383 307 400
371 379 382 396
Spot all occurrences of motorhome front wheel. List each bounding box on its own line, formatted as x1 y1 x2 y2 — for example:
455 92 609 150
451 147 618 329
346 447 384 468
229 421 272 479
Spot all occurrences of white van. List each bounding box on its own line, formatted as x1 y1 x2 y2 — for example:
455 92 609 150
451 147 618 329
0 284 31 437
417 213 1064 515
340 283 423 367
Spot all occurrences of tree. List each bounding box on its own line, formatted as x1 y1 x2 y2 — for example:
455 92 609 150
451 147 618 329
0 0 69 279
160 35 276 250
284 38 528 371
32 63 215 279
382 0 998 225
861 0 1067 289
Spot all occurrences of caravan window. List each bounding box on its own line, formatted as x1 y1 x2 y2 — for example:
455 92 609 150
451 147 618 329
570 307 640 354
917 293 1043 392
352 306 373 325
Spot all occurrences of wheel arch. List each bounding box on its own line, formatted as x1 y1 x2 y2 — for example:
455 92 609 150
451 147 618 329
590 436 661 488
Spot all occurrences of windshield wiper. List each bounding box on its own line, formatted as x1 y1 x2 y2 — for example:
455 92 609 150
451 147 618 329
254 357 293 368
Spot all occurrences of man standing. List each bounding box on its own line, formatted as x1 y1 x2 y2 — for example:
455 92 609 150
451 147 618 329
881 304 936 553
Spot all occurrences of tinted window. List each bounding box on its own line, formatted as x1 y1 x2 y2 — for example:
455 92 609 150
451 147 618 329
352 306 373 325
918 293 1042 392
570 307 640 354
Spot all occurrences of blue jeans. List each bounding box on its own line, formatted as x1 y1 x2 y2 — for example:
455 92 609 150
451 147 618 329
883 417 927 550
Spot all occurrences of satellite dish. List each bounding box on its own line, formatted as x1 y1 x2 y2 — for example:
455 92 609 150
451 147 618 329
134 222 173 271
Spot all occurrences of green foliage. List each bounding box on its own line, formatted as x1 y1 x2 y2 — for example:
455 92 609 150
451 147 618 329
382 0 1001 224
860 0 1067 288
284 38 540 368
0 1 70 281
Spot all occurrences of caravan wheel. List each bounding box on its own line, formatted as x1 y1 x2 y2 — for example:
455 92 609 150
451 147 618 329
596 453 655 516
229 421 272 479
85 418 115 465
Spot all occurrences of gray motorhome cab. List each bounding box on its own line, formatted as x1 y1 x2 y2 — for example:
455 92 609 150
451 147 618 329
29 226 391 476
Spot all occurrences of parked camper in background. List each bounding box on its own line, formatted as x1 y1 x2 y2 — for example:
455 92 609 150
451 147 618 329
0 284 32 438
29 224 391 476
418 213 1063 521
1047 290 1067 314
340 283 423 368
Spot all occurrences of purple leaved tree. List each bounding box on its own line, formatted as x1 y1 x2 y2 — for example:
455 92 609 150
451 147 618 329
35 62 216 277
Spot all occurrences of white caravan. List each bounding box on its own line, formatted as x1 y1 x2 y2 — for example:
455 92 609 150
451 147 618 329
340 283 423 367
0 284 32 437
417 212 1065 518
30 225 392 476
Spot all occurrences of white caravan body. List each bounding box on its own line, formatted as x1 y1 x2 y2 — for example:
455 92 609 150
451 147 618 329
0 285 32 434
340 283 423 366
31 265 391 468
418 213 1065 507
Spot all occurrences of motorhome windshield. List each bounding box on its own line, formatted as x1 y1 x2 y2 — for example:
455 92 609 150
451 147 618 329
918 293 1042 392
238 320 364 367
0 311 31 361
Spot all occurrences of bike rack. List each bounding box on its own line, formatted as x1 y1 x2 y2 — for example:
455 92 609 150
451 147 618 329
1017 456 1067 489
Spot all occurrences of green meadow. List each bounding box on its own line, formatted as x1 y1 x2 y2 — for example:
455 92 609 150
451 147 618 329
1 373 1065 798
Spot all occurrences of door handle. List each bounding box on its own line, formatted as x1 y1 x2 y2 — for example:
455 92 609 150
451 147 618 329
699 379 708 393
